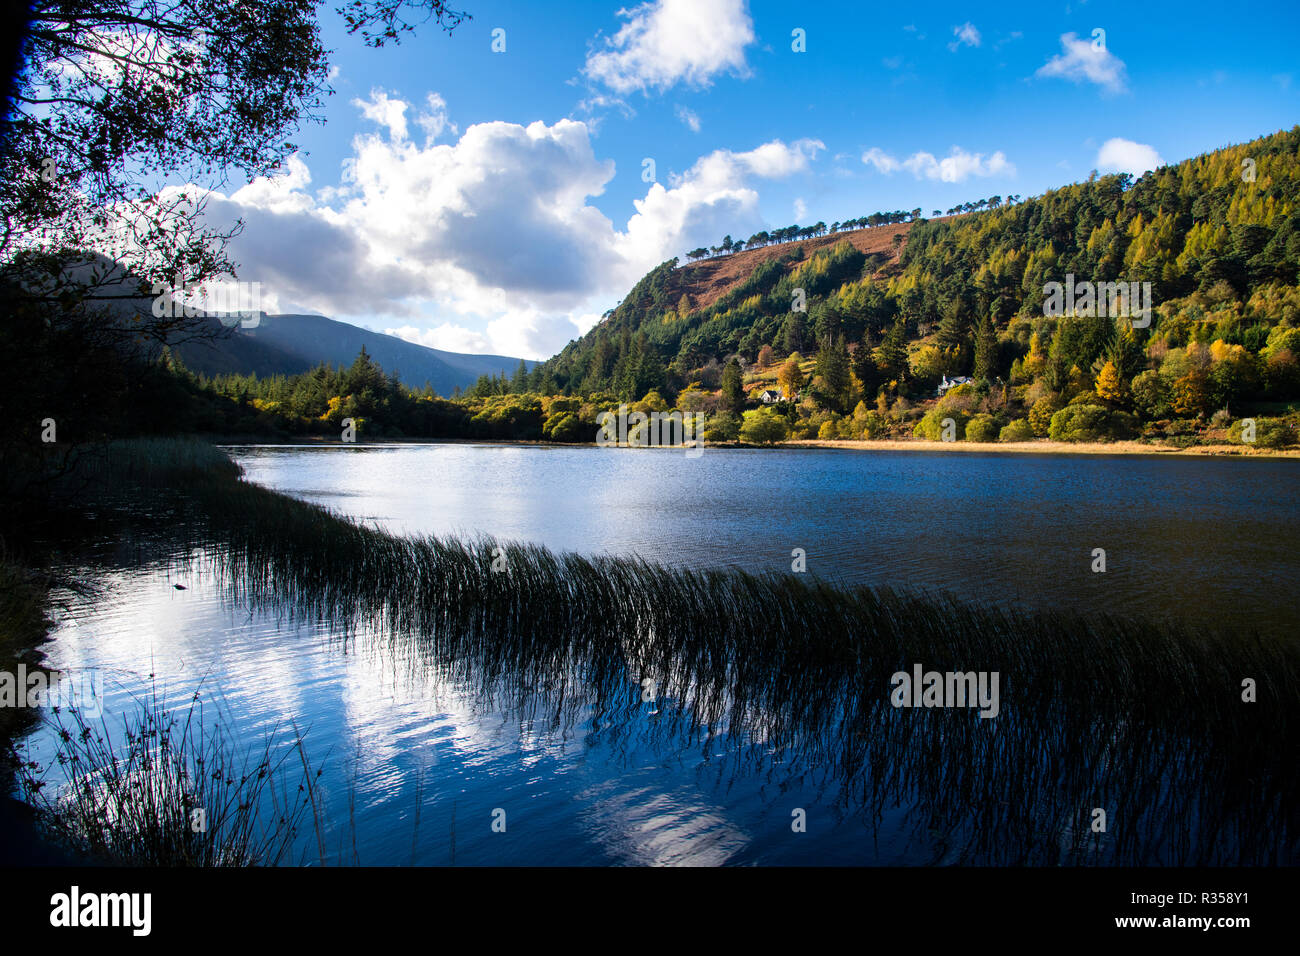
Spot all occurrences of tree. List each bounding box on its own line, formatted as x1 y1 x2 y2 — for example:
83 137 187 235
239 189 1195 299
739 407 789 445
777 357 805 399
511 359 529 392
936 300 970 352
1172 368 1215 418
878 317 910 385
756 344 774 369
815 335 852 412
973 314 998 381
5 0 469 319
1028 396 1061 437
851 337 880 397
781 311 807 355
721 357 746 412
1094 361 1126 403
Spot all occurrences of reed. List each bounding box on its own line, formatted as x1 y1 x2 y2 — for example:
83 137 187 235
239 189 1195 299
14 681 322 866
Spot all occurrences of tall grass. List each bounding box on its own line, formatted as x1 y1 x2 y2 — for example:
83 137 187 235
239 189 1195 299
15 682 322 866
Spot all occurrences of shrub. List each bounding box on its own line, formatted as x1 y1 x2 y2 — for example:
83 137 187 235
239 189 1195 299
1228 417 1297 449
704 411 741 442
914 407 971 441
1130 370 1171 419
740 407 790 445
965 414 1000 442
855 409 886 439
1028 396 1061 437
999 418 1034 442
1049 404 1112 442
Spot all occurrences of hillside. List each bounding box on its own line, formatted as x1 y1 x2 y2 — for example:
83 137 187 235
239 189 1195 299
514 126 1300 449
675 221 915 312
172 312 533 396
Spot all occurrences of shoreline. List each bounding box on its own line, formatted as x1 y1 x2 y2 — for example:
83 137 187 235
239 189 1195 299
209 433 1300 459
784 438 1300 458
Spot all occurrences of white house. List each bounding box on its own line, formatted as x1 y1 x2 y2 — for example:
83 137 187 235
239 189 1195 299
937 375 973 396
758 389 783 404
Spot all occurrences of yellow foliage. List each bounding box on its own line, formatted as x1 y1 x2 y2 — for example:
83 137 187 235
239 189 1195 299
1095 361 1125 402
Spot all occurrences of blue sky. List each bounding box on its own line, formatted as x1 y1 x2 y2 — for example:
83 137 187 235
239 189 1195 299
190 0 1300 359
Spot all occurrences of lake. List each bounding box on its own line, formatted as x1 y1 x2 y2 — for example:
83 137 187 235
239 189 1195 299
19 444 1299 865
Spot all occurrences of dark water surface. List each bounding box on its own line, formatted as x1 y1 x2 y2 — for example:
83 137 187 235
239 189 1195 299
234 443 1299 634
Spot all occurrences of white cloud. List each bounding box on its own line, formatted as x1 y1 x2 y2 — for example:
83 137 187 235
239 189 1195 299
863 145 1014 182
620 137 823 268
352 88 409 141
948 22 981 51
793 197 807 220
583 0 756 94
386 322 490 355
675 105 701 132
1096 137 1163 176
861 147 901 174
1036 32 1129 94
185 95 819 360
415 92 457 143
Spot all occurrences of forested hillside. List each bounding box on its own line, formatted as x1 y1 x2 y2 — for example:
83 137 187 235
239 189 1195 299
510 126 1299 447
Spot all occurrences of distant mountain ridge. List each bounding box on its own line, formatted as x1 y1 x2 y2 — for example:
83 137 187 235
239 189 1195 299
172 312 533 395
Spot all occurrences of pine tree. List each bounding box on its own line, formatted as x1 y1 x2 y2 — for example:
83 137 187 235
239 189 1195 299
973 314 998 381
816 335 852 412
782 312 807 355
878 317 910 384
851 337 880 398
721 357 746 411
936 300 969 351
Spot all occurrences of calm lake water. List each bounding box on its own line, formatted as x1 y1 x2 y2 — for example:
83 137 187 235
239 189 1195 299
20 444 1300 865
232 443 1299 634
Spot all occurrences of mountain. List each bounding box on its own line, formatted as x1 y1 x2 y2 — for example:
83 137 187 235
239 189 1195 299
172 313 533 395
537 126 1300 407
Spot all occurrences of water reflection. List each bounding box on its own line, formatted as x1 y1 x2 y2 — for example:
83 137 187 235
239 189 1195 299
19 468 1299 866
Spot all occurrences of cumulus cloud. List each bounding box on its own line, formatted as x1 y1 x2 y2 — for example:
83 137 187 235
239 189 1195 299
948 22 981 51
675 105 701 132
1096 137 1163 176
862 145 1013 182
620 137 823 268
1036 32 1129 94
186 94 819 359
583 0 756 94
352 88 409 142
